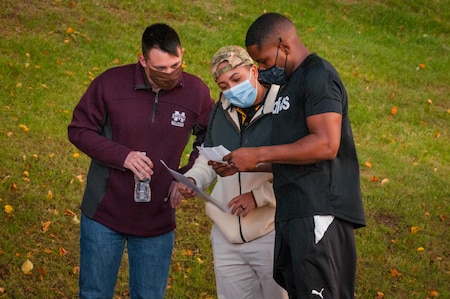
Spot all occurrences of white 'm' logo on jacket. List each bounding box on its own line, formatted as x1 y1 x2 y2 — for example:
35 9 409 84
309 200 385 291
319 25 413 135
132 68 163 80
171 111 186 127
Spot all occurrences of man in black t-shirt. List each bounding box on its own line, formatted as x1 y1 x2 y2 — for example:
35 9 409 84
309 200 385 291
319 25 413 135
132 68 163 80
224 13 365 298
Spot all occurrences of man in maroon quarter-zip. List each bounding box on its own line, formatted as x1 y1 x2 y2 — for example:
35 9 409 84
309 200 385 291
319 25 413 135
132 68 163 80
68 23 214 299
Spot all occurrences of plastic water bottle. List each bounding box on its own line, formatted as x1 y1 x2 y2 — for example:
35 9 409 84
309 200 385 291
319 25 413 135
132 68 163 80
134 152 151 202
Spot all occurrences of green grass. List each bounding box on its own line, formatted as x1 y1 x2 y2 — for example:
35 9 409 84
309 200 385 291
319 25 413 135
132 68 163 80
1 0 449 298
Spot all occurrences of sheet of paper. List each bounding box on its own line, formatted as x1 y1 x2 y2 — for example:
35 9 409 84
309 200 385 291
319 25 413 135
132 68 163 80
197 145 230 163
160 160 228 212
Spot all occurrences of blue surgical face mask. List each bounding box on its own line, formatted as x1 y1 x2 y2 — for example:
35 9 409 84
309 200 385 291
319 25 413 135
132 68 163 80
258 42 287 85
222 70 258 108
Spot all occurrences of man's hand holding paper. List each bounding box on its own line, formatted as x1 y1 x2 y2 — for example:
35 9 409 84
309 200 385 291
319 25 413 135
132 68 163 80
197 145 238 177
160 160 228 212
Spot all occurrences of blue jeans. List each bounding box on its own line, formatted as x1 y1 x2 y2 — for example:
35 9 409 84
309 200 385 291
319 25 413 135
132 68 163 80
79 214 174 299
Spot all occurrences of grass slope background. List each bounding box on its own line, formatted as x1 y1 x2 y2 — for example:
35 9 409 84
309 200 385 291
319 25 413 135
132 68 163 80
0 0 449 298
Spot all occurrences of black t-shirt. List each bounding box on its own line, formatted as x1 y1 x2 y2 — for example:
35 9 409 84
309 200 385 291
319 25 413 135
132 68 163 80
271 53 365 228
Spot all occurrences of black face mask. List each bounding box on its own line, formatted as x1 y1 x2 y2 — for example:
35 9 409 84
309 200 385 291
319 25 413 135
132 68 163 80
258 40 287 85
258 65 286 85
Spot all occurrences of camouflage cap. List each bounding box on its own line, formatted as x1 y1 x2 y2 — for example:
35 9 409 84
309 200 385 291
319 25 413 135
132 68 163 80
210 46 254 81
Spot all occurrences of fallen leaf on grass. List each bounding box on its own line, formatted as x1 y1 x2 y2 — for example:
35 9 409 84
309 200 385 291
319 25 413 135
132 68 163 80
390 269 401 278
390 106 398 116
64 209 76 217
4 204 14 214
19 124 30 132
66 211 79 225
364 161 373 168
37 266 47 281
417 247 425 251
75 175 84 183
59 247 68 256
72 215 80 224
43 248 53 254
411 226 420 234
41 220 51 232
87 71 95 80
70 175 85 184
374 291 384 299
173 262 182 272
21 259 33 274
429 289 439 297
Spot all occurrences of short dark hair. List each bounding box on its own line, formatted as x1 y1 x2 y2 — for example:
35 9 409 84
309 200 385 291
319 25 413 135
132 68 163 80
245 13 293 49
142 23 181 57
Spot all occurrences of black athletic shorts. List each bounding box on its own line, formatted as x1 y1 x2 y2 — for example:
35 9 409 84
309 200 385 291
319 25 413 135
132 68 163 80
274 216 356 299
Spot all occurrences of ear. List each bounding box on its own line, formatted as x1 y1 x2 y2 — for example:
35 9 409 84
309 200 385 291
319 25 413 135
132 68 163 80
251 64 259 81
279 40 290 55
179 47 185 57
139 55 147 68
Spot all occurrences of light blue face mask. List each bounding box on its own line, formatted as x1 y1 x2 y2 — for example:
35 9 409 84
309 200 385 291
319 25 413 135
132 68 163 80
222 70 258 108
